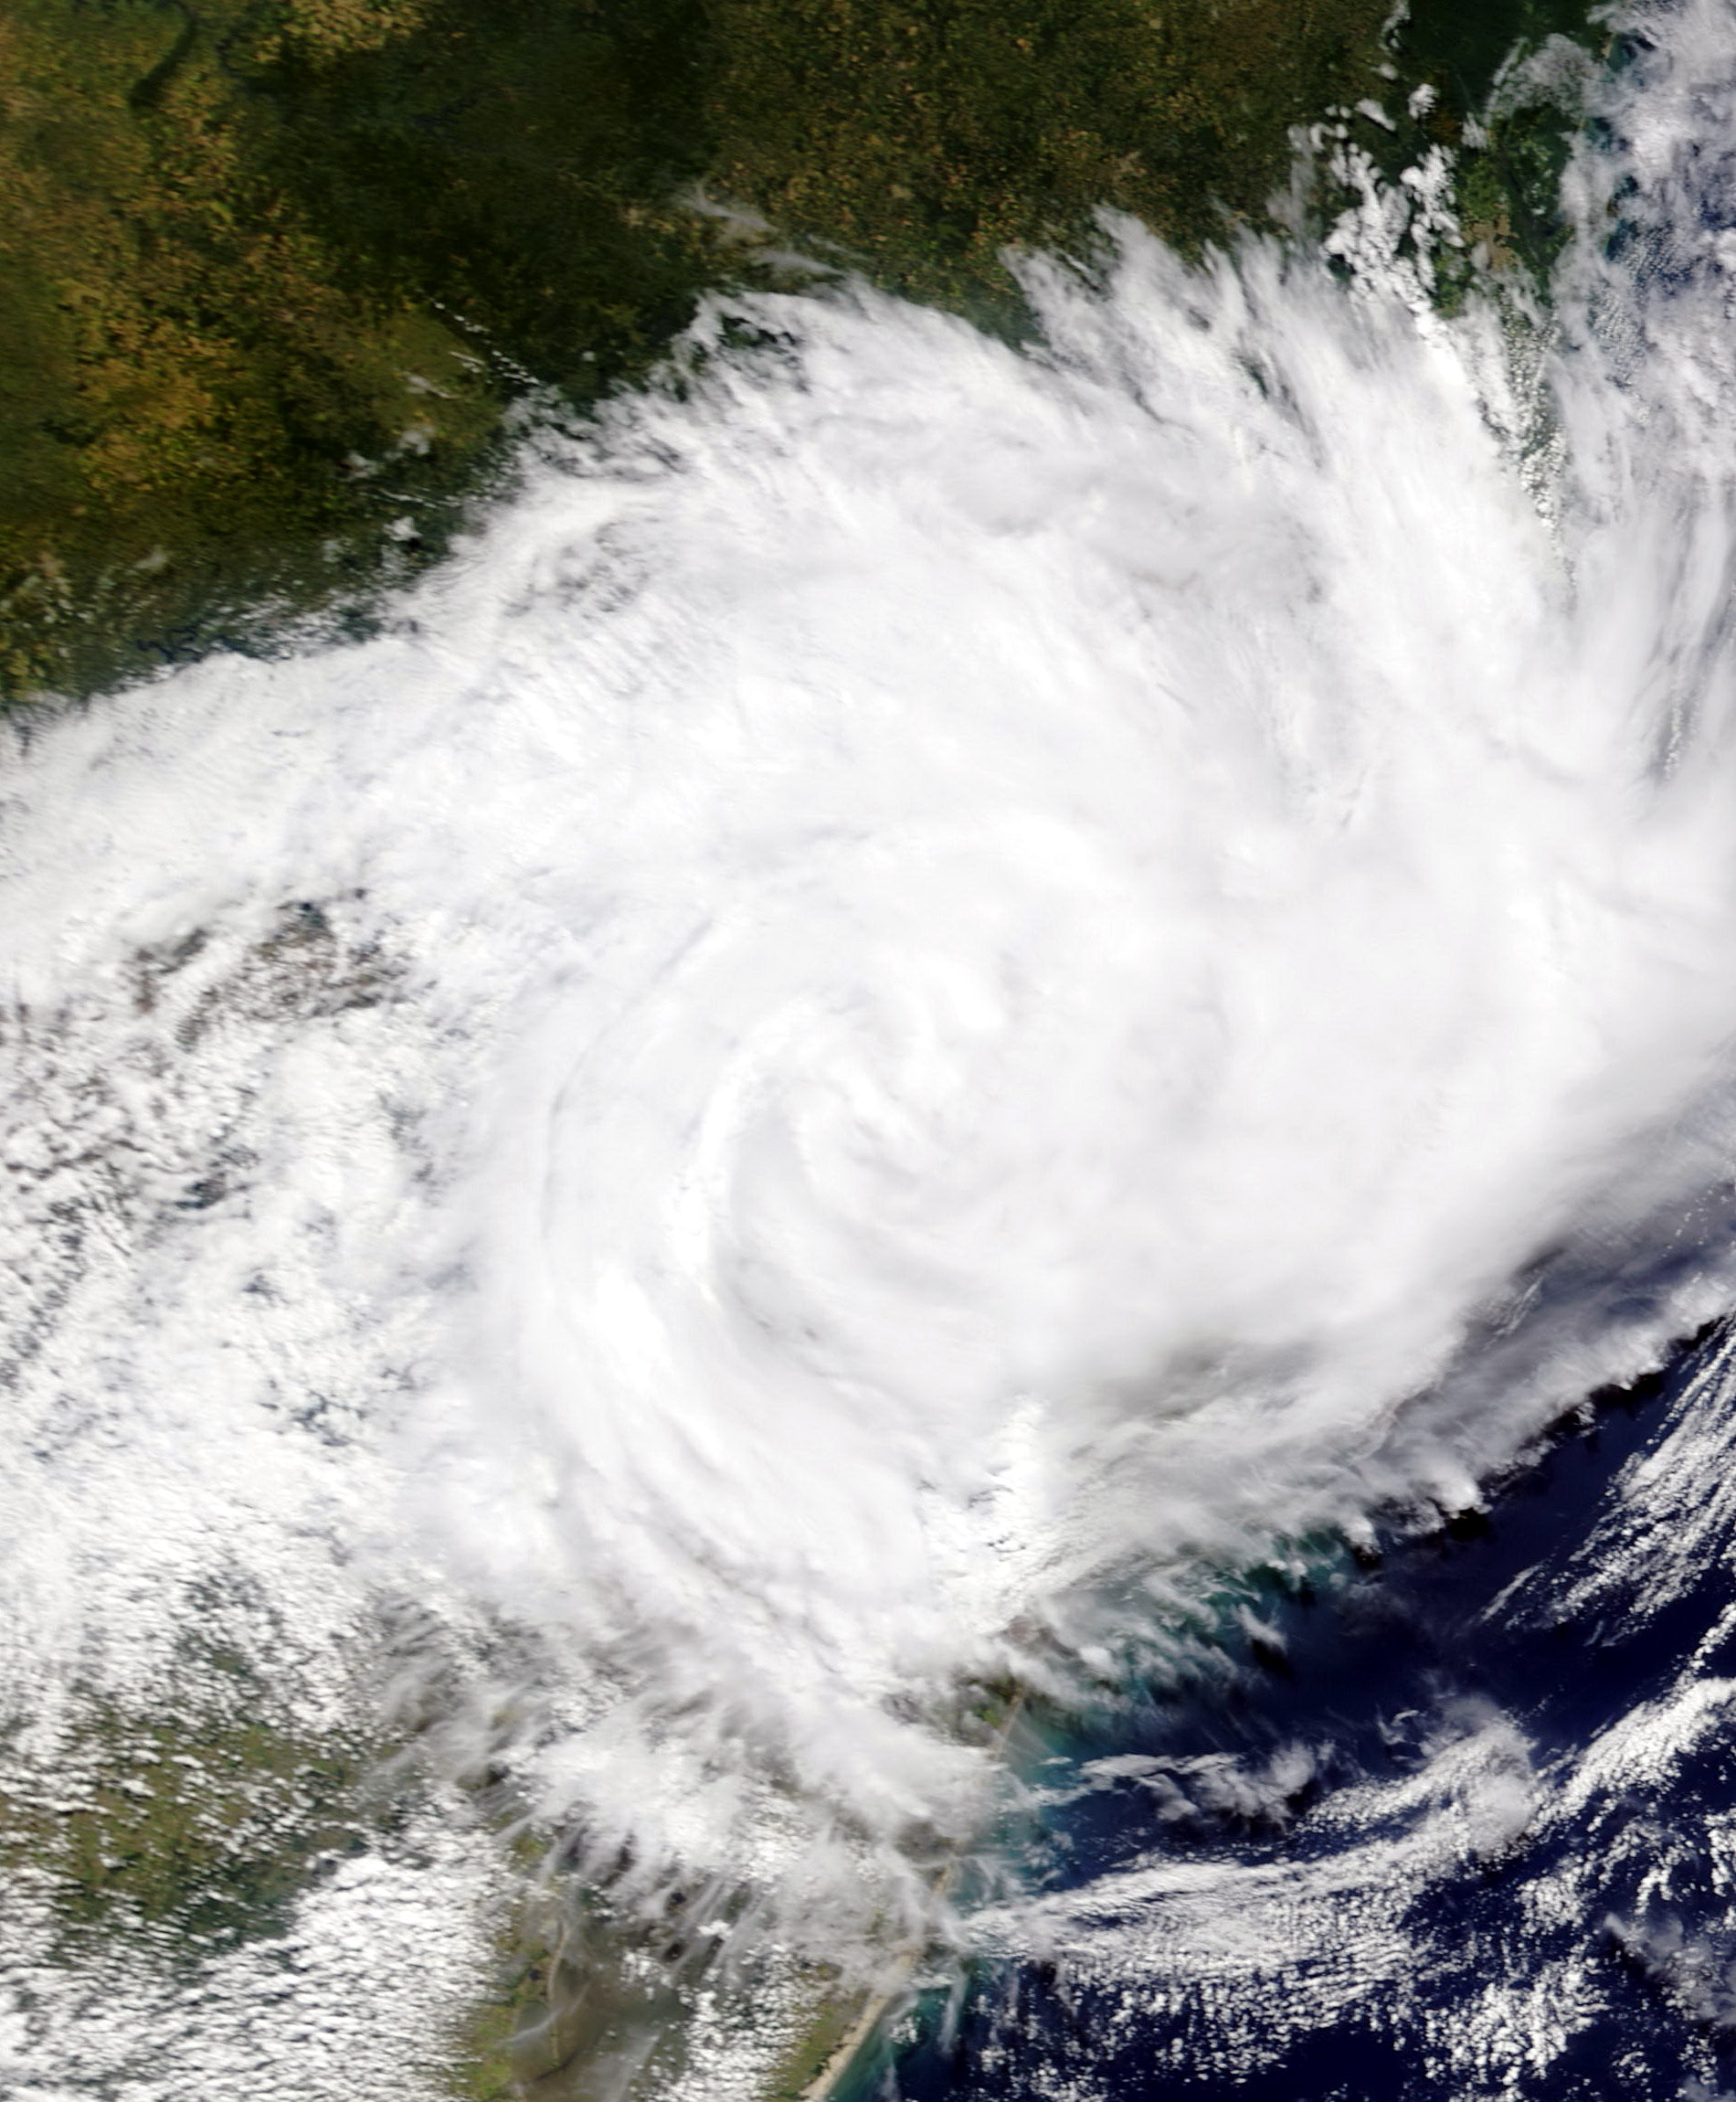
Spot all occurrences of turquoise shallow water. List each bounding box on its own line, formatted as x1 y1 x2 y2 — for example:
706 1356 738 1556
886 1322 1736 2099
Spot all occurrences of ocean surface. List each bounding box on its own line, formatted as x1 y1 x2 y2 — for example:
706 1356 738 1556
7 5 1736 2097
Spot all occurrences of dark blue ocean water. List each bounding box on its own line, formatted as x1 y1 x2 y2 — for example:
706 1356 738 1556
873 1327 1736 2100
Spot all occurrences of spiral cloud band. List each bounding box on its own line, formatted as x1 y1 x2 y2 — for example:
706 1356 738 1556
7 8 1736 2015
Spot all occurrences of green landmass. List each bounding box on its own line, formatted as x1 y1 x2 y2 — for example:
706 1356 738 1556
1 0 1438 704
705 0 1390 310
0 0 729 697
0 1688 396 1955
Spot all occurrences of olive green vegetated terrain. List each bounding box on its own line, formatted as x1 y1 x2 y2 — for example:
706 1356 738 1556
0 1697 391 1954
704 0 1390 307
0 0 725 698
1 0 1410 702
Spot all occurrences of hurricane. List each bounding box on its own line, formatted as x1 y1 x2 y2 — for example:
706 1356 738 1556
12 3 1736 2097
